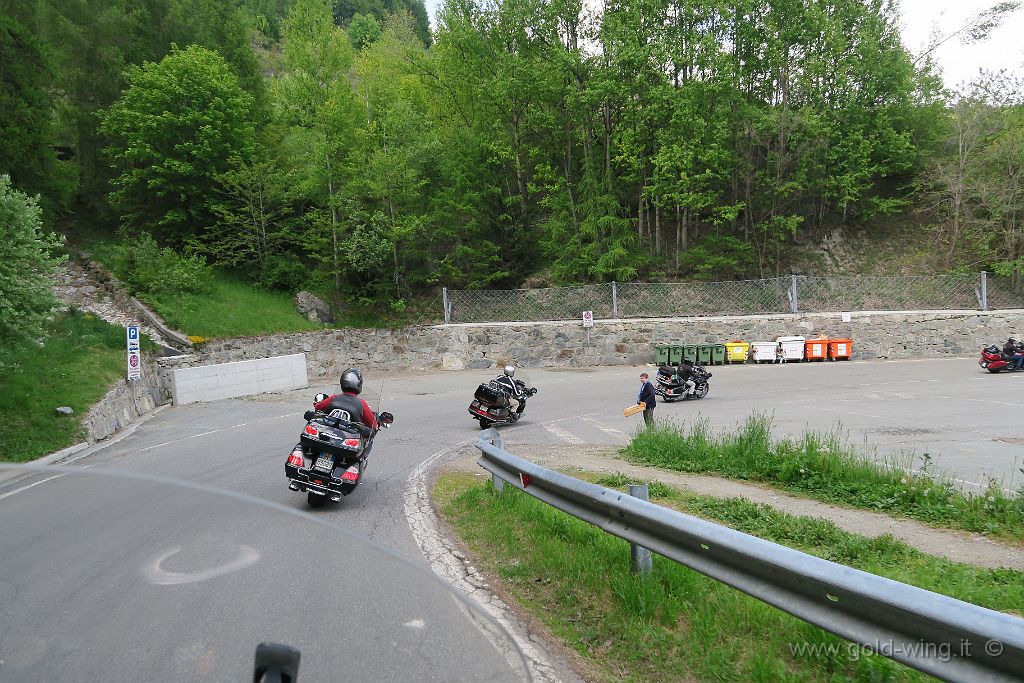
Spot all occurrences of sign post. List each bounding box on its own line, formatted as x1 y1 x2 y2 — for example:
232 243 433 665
126 325 141 380
582 310 594 328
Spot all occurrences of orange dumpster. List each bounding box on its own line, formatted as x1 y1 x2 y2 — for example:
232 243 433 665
805 338 828 361
828 338 853 360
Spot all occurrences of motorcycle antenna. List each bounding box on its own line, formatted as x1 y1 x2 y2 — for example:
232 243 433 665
375 376 385 412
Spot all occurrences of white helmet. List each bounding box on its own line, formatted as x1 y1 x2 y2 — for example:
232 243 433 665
503 365 516 377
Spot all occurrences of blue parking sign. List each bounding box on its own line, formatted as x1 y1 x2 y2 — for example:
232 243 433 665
127 325 139 341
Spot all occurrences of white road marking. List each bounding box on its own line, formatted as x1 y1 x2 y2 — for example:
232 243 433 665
580 416 627 438
142 544 260 585
0 474 68 502
404 440 568 683
403 618 426 629
135 413 299 453
963 397 1024 408
542 423 585 445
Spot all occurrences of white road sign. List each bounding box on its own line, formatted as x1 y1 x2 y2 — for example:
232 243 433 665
127 325 141 380
582 310 594 327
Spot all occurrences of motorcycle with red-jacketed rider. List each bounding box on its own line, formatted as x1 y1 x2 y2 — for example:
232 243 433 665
285 393 394 508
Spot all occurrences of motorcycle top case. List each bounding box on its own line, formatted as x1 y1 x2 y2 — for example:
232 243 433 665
300 421 361 458
474 382 510 407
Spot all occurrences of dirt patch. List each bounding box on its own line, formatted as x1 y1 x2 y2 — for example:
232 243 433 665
447 443 1024 571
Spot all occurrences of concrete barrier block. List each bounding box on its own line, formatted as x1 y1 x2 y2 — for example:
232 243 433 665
171 353 308 405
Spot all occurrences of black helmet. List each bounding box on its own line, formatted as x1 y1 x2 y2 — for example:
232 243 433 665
340 367 364 394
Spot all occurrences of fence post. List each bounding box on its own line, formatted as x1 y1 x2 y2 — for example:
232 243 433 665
611 281 619 318
980 272 989 311
790 274 799 314
442 287 450 324
628 484 653 574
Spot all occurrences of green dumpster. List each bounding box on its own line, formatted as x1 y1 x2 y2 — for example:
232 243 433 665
655 345 670 365
697 343 713 365
711 343 726 365
669 345 683 364
683 344 698 363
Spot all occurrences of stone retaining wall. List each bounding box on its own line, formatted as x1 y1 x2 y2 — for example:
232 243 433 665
83 357 171 442
165 309 1024 378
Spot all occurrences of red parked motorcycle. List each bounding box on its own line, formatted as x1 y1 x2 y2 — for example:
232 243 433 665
979 345 1017 373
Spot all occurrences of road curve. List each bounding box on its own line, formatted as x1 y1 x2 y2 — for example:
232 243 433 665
1 358 1021 681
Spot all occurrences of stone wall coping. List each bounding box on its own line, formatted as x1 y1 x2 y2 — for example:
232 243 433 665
432 308 1024 329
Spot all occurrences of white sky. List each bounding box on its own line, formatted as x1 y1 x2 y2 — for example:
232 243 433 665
422 0 1024 88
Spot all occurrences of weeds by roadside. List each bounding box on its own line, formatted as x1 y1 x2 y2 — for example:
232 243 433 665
0 310 136 461
623 416 1024 543
437 472 1023 682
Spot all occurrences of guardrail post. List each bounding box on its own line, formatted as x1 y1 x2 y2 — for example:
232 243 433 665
790 274 799 314
442 287 451 324
481 428 505 491
628 484 652 574
980 271 988 311
611 281 619 318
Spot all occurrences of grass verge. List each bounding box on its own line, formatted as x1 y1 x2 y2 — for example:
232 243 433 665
623 416 1024 544
143 275 324 339
0 310 135 462
437 472 1023 683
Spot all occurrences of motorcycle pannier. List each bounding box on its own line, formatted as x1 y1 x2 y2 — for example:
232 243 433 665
474 382 509 407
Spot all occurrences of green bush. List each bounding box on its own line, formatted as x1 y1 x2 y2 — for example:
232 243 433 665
112 234 213 295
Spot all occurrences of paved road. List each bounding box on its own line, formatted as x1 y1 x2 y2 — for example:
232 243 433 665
1 357 1021 680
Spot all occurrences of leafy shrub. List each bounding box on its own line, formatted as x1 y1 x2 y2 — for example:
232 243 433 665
677 234 756 281
112 234 213 295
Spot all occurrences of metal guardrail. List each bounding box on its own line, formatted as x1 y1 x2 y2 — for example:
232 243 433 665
474 429 1024 682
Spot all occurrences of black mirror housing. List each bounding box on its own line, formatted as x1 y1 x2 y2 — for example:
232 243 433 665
378 411 394 427
303 410 314 421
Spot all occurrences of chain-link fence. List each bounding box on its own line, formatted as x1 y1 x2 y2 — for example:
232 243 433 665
444 284 614 323
794 274 981 313
442 272 1024 323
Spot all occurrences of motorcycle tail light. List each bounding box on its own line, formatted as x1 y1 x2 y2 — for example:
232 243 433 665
341 466 359 482
304 424 318 437
342 438 360 448
287 449 304 467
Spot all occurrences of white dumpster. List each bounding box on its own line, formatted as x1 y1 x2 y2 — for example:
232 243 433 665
776 336 806 361
750 341 778 363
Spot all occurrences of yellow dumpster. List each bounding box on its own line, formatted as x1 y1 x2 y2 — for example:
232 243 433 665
725 341 750 363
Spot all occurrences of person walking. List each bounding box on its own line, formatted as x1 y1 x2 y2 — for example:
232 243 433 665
637 372 657 428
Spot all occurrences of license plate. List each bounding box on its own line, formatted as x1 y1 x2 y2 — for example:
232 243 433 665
314 456 333 471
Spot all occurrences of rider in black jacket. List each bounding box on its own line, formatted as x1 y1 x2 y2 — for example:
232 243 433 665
494 365 527 413
1004 338 1024 370
676 358 697 396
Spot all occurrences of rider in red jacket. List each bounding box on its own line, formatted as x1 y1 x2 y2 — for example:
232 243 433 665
315 367 378 431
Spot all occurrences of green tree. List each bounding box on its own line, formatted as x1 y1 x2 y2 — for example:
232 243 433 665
349 12 382 48
100 45 255 243
0 175 65 366
0 12 75 214
198 153 297 289
275 0 358 293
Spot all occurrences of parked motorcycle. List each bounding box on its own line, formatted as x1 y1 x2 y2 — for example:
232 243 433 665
979 345 1012 373
655 364 712 401
285 393 394 507
468 378 538 428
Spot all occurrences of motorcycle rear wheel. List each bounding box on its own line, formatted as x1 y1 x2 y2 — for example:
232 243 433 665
477 417 493 429
307 492 326 508
988 368 1002 373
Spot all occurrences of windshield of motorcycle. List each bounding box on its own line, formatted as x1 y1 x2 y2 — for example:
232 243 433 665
0 465 528 682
